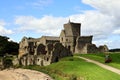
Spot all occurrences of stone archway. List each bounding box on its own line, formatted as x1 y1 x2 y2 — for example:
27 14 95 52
37 44 47 55
55 57 59 62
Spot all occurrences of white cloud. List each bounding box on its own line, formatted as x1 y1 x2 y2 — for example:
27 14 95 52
69 11 115 40
14 12 118 48
14 0 120 48
80 0 120 48
15 11 114 40
82 0 120 16
113 29 120 34
93 39 120 49
0 20 13 35
29 0 53 9
15 15 67 36
93 40 112 48
82 0 120 32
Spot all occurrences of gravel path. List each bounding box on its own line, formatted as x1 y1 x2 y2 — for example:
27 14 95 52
0 68 53 80
78 56 120 75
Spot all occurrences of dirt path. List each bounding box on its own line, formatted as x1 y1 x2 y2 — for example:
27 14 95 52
0 68 53 80
78 56 120 75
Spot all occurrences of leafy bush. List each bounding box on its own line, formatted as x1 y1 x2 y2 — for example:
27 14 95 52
3 57 13 68
69 74 77 80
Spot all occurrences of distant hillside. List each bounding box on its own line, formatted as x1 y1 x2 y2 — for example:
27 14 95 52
109 48 120 52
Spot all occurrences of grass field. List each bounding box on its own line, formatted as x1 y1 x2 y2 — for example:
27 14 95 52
78 53 120 69
24 56 120 80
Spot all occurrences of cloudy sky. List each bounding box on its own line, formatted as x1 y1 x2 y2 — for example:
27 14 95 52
0 0 120 49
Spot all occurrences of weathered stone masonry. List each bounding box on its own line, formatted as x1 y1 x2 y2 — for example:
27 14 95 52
19 21 108 66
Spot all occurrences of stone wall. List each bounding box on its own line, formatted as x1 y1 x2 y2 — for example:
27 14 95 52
74 35 109 54
51 43 72 63
38 36 60 45
87 44 98 53
98 45 109 53
75 36 93 54
19 42 72 66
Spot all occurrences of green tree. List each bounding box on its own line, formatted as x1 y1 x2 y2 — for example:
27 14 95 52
6 41 19 55
0 36 9 56
0 35 19 56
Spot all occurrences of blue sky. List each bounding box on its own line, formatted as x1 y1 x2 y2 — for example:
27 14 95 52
0 0 120 49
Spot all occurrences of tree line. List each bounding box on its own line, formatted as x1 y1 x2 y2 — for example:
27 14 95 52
0 35 19 56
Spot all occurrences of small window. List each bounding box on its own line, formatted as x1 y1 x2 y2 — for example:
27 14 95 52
55 57 59 62
38 59 39 61
66 39 68 42
68 45 71 50
61 37 63 41
47 58 49 61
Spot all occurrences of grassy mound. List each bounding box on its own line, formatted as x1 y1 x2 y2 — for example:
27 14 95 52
24 56 120 80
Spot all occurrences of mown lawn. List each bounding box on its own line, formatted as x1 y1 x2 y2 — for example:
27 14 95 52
24 56 120 80
77 53 120 69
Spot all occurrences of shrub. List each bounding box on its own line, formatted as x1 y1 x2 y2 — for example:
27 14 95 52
69 74 77 80
3 58 13 68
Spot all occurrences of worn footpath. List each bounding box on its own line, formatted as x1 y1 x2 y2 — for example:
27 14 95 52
78 56 120 75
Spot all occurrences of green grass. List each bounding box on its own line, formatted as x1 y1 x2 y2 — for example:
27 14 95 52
24 56 120 80
75 53 105 63
77 53 120 69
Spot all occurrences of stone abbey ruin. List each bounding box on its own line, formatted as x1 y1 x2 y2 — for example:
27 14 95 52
19 21 108 66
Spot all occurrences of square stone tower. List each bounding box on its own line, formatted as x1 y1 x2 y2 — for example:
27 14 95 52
60 20 81 53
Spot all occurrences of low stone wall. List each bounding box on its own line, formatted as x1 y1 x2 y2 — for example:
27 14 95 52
87 44 98 53
98 45 109 53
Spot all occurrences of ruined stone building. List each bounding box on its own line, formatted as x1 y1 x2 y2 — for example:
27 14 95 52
60 21 108 53
19 36 72 66
19 21 108 66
